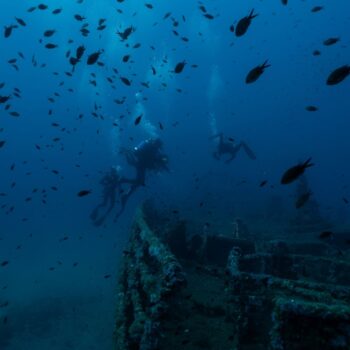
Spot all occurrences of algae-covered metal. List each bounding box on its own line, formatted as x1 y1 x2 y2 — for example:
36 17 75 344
114 207 185 350
115 206 350 350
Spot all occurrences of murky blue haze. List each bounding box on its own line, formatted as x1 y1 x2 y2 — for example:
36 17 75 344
0 0 350 349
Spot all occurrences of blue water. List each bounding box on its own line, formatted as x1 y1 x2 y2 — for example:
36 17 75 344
1 1 349 349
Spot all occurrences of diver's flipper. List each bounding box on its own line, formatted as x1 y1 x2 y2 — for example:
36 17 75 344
90 208 99 221
241 142 257 160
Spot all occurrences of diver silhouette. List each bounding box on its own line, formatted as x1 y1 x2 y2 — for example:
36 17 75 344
90 166 122 226
211 132 256 163
115 138 169 220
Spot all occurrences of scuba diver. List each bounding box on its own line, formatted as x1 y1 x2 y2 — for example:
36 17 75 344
115 138 169 220
211 132 256 163
90 166 123 227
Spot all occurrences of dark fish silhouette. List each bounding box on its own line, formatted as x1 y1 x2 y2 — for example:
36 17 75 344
77 190 91 197
52 8 62 14
245 60 270 83
44 29 56 37
76 45 85 59
281 158 314 184
74 14 86 21
174 61 186 74
117 26 135 41
311 6 324 13
87 51 102 65
0 95 10 104
235 9 258 37
134 114 143 125
45 43 58 49
323 37 340 46
4 25 17 38
327 65 350 85
120 77 131 86
15 18 26 26
38 4 48 10
305 105 318 112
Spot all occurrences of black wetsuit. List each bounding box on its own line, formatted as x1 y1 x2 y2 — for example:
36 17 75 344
115 139 168 219
212 132 256 162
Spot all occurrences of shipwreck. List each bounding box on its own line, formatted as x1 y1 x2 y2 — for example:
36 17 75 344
114 204 350 350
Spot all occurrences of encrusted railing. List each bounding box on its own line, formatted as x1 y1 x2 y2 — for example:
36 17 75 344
114 207 185 350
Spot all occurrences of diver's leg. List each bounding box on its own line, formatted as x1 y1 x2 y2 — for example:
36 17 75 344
93 191 117 226
241 141 257 160
114 184 139 220
103 191 117 217
90 195 108 220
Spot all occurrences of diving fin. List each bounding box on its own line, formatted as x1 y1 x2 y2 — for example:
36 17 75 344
241 142 257 160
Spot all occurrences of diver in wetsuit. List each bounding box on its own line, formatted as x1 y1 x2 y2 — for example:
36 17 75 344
115 138 169 219
211 132 256 162
90 166 122 226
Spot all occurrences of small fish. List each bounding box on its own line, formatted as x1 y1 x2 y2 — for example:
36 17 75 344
203 13 214 20
0 141 6 148
74 14 86 21
245 60 270 83
77 190 91 197
281 158 314 184
76 45 85 59
87 51 102 65
305 106 318 112
327 65 350 85
4 25 17 38
45 43 58 49
134 114 143 125
1 261 9 267
235 9 258 37
122 54 130 63
15 18 26 26
0 95 10 104
52 8 62 14
120 77 131 86
38 4 48 10
44 29 56 37
323 37 340 46
174 61 186 74
311 6 324 13
259 180 268 187
117 26 135 41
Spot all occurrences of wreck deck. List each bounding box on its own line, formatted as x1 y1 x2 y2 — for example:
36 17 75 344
114 206 350 350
